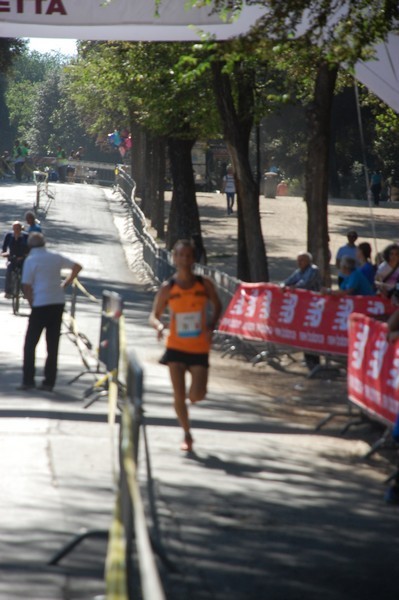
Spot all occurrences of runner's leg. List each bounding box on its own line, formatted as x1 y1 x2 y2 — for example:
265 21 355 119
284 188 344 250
188 365 208 403
168 362 190 433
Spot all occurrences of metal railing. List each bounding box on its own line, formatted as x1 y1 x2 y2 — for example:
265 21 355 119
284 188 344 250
115 166 239 307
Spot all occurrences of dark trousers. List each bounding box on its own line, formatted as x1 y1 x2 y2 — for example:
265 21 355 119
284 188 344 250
14 161 23 182
226 192 235 213
23 304 64 387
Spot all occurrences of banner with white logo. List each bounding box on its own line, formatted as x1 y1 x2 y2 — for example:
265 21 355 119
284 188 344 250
0 0 265 40
219 283 393 356
348 313 399 425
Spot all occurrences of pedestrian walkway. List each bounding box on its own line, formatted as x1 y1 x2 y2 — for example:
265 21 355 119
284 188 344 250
0 181 398 600
153 191 399 282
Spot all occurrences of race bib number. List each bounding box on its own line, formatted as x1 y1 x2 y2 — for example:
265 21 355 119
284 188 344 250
176 311 202 337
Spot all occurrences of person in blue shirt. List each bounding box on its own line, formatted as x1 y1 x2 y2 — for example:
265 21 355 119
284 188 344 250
283 252 321 292
356 242 376 288
325 256 374 296
24 211 42 233
335 230 358 285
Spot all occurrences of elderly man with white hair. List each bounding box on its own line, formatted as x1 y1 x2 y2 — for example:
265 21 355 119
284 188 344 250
282 251 322 371
18 232 82 392
282 252 321 292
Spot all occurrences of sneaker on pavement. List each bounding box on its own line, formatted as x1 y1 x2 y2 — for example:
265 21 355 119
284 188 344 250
16 384 36 391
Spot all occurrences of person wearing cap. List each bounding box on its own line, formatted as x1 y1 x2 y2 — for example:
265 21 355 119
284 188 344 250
18 232 82 392
335 230 358 285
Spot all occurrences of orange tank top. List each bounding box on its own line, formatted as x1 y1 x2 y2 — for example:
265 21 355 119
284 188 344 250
166 276 210 354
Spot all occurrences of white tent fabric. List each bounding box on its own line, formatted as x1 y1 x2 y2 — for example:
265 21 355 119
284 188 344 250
0 0 265 41
355 33 399 115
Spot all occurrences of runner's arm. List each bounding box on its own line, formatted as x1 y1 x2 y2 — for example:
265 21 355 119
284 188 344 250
149 283 170 339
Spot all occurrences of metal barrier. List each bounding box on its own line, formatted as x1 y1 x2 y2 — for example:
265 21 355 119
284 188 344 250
108 351 166 600
115 166 239 307
50 293 166 600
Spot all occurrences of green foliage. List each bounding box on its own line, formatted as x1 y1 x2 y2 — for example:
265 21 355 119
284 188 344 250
5 49 71 146
0 38 26 73
67 41 221 142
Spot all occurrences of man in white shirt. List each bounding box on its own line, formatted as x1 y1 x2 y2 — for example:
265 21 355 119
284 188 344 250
19 233 82 391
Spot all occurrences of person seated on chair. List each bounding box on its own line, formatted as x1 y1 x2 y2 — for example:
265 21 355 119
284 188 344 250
1 221 29 298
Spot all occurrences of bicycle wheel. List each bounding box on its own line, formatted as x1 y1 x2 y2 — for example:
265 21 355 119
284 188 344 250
11 271 20 315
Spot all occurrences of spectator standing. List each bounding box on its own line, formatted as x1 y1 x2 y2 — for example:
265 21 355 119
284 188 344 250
21 141 31 181
1 221 29 297
276 180 288 196
24 211 42 233
370 170 383 206
282 252 321 371
74 146 84 183
335 230 358 285
0 150 13 179
149 239 222 452
221 165 236 215
356 242 376 288
56 145 68 183
12 139 25 183
19 233 82 391
283 252 321 291
375 243 399 297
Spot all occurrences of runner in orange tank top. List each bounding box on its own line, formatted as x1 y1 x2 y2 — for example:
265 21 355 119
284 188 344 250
150 239 222 452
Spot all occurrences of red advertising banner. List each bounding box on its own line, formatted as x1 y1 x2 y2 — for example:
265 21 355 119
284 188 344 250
348 313 399 425
218 283 394 356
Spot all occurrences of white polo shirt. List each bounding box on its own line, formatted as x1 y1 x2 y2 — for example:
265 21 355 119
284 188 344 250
22 247 76 307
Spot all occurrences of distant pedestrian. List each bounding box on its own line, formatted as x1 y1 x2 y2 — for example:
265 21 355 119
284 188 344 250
221 165 236 215
12 139 25 183
19 232 82 392
56 145 68 183
335 230 358 285
149 239 222 452
370 170 383 206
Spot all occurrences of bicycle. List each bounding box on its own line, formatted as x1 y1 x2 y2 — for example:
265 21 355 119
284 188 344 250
9 259 24 315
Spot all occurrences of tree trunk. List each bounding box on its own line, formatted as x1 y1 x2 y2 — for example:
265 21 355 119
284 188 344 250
166 137 204 258
130 121 146 200
304 62 338 286
151 136 166 240
0 74 13 153
211 60 268 282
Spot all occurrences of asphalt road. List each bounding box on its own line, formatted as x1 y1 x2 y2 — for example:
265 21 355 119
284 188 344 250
0 181 398 600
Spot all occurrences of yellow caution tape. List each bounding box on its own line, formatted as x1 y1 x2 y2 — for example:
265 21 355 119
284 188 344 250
105 490 128 600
